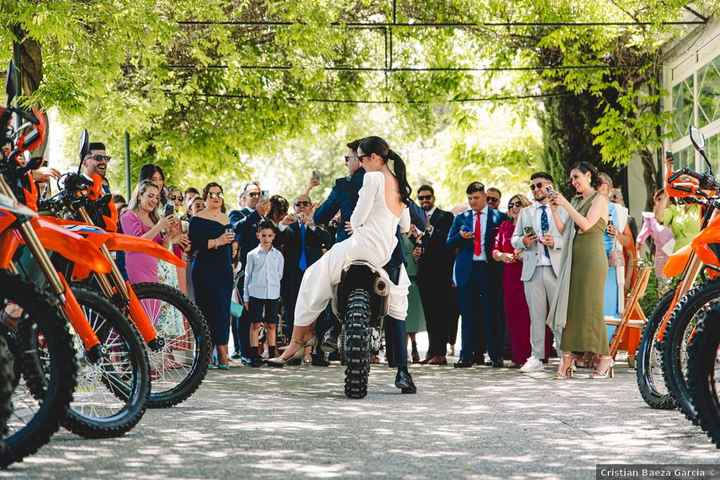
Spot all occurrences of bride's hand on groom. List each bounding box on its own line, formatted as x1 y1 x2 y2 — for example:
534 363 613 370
344 221 353 235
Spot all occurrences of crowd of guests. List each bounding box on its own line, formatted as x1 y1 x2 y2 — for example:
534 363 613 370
80 137 688 381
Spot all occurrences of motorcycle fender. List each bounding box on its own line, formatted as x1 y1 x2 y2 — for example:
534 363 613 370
31 219 112 274
692 223 720 266
105 234 185 268
663 244 692 278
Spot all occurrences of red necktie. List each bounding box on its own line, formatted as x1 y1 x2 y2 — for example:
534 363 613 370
473 211 482 256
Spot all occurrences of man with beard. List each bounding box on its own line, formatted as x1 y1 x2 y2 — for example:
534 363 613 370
414 185 455 365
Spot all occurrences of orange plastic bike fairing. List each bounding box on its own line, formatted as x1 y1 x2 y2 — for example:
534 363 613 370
59 274 101 351
88 174 118 232
20 172 38 212
17 108 48 156
0 208 17 235
105 234 186 268
31 218 112 274
691 215 720 267
663 244 693 278
0 230 21 269
125 281 158 344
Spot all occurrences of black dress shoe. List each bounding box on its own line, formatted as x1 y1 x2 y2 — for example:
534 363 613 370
454 361 474 368
395 368 417 394
311 355 330 367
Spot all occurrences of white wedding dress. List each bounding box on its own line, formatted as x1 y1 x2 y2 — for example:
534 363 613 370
294 171 411 326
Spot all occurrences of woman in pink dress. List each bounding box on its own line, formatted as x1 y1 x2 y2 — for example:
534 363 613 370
492 194 533 368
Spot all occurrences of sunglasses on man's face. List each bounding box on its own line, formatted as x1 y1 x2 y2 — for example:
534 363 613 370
487 197 500 203
418 195 433 201
295 201 310 208
529 182 545 190
88 154 111 163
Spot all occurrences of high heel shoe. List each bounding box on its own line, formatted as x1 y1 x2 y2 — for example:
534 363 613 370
266 337 317 367
555 353 575 379
591 356 614 379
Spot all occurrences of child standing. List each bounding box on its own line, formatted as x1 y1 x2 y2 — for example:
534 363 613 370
244 220 284 367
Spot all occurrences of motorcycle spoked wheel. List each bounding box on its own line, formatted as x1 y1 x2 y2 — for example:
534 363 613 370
687 305 720 449
661 281 720 423
636 289 676 410
21 287 150 439
131 283 211 409
0 272 77 469
343 289 371 400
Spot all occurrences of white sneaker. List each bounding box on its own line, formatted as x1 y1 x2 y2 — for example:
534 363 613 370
520 356 544 373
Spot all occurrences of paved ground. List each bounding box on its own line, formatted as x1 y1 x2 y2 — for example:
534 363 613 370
2 356 718 480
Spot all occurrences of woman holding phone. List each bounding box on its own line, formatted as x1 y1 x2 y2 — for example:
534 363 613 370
189 182 236 369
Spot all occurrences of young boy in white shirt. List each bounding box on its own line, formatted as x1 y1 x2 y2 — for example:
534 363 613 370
243 221 285 367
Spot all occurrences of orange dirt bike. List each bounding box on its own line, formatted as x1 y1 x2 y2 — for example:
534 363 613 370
0 60 149 444
39 160 211 409
0 193 77 468
636 125 720 415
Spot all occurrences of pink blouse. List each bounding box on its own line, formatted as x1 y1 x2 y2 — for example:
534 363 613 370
120 210 164 284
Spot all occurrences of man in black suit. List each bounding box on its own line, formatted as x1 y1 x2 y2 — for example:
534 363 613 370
414 185 455 365
279 194 332 341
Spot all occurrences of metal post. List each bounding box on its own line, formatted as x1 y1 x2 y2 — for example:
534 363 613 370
124 131 131 198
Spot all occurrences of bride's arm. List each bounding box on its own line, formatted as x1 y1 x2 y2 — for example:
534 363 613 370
350 172 380 230
399 207 411 234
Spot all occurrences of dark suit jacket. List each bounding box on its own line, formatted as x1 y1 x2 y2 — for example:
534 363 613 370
417 208 454 283
447 208 504 288
280 222 332 289
234 210 263 267
314 169 365 243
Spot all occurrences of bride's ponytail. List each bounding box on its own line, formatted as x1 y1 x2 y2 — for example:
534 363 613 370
387 149 412 206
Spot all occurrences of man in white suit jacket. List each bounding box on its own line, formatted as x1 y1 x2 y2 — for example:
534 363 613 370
511 172 568 372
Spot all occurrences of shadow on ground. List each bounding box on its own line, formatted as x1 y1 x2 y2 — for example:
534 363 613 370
3 362 717 480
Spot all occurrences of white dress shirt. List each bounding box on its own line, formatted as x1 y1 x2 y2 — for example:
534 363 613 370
472 206 489 262
243 245 284 302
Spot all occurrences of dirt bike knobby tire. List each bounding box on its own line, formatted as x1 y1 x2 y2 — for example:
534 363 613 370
343 289 371 400
687 305 720 449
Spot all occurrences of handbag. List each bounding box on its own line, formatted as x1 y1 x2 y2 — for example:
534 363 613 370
230 301 244 317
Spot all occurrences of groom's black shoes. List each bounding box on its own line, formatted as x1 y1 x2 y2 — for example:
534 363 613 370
395 367 417 394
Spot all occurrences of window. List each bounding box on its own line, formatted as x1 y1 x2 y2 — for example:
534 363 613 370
706 134 720 174
698 56 720 128
672 75 695 141
672 145 694 170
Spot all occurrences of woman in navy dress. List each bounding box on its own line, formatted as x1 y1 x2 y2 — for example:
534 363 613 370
189 182 235 369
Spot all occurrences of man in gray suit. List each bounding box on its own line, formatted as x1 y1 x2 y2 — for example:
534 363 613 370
511 172 568 372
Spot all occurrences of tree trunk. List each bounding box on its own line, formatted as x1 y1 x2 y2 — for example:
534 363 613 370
12 26 43 96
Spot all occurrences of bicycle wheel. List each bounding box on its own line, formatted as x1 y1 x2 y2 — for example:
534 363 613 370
636 289 675 410
0 272 76 469
132 282 211 408
661 281 720 423
21 287 150 439
687 304 720 448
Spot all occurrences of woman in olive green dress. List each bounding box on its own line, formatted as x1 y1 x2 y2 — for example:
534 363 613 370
402 232 426 363
549 161 611 379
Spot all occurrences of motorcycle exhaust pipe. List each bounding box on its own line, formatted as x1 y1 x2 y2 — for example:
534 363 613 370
373 277 389 296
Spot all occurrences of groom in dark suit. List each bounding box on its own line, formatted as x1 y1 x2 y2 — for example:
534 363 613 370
447 181 505 368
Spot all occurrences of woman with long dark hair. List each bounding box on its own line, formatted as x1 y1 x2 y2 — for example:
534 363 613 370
267 136 416 392
548 161 611 379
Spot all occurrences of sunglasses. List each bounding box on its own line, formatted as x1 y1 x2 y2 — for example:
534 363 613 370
295 201 311 207
487 197 500 203
207 192 224 199
88 154 111 163
418 195 432 201
508 201 522 208
529 182 545 190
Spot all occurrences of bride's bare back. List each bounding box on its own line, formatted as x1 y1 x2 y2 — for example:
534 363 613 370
383 171 404 217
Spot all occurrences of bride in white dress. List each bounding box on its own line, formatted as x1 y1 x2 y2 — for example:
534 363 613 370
267 136 416 392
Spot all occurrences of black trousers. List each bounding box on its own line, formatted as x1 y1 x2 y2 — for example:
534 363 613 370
417 277 452 358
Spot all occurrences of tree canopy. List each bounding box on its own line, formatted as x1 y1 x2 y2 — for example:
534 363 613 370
2 1 719 201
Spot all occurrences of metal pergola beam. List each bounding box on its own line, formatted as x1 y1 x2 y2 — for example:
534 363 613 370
178 20 706 28
166 63 642 72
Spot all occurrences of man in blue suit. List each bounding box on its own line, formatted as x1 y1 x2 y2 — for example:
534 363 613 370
447 181 506 368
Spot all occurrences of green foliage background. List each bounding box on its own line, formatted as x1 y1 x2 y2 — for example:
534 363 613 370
2 1 719 202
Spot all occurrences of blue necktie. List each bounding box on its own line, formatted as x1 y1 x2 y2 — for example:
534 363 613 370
299 224 308 272
540 206 550 258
